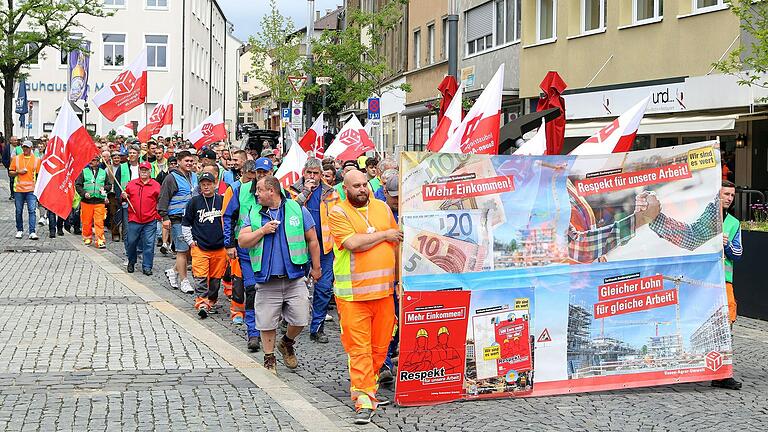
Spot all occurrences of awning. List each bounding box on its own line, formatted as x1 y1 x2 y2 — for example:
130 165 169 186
565 114 738 138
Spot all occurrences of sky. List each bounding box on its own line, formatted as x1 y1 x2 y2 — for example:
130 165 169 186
219 0 344 42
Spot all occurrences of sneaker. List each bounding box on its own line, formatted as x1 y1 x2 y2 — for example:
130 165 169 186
378 365 394 384
49 231 56 239
233 316 244 326
160 243 169 255
14 231 22 239
179 279 194 294
165 269 179 289
197 304 209 319
310 332 329 344
84 239 92 246
29 233 38 240
711 378 742 390
247 336 261 352
354 408 374 425
325 314 333 322
126 263 135 273
38 217 47 226
276 337 298 369
97 241 106 249
263 353 277 375
142 268 153 276
375 394 391 407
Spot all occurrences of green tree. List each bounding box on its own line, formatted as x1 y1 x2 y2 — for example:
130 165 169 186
247 0 304 109
306 0 410 118
0 0 110 139
713 1 768 93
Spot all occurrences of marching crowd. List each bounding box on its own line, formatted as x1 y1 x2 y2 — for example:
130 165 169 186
1 133 401 424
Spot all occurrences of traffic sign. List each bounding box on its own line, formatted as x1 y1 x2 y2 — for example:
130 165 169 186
291 99 303 129
367 97 380 120
281 108 291 120
537 328 552 343
316 76 332 86
288 76 307 95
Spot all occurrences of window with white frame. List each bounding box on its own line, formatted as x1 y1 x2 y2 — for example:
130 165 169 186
582 0 605 32
104 0 126 7
243 74 248 83
145 35 168 68
537 0 556 42
146 0 169 9
634 0 663 23
427 24 435 65
695 0 723 10
103 33 125 67
242 91 249 102
465 0 520 56
413 29 421 69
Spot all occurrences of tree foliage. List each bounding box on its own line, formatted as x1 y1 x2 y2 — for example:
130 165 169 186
0 0 111 138
305 0 410 115
247 0 304 106
713 1 768 91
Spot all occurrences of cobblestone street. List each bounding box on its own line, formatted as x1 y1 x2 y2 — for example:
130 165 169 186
0 169 767 431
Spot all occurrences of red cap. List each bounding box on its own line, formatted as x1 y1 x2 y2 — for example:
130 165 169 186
139 162 152 170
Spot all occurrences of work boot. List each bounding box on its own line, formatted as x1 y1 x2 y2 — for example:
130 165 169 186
354 408 374 425
49 231 56 239
276 336 298 369
247 336 261 352
375 394 391 407
378 365 394 384
57 228 64 236
712 378 742 390
126 263 135 273
263 353 277 375
197 303 209 319
310 331 329 344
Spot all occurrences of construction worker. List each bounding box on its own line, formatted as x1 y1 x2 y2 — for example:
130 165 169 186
74 155 112 248
713 180 743 390
223 158 272 352
158 150 199 294
402 329 433 372
288 158 340 344
8 140 41 239
238 175 321 375
328 170 401 425
182 172 227 318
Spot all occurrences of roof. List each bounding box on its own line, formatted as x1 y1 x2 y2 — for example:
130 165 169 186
293 5 344 37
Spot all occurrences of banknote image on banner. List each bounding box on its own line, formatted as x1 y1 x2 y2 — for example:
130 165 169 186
396 290 471 406
397 141 732 405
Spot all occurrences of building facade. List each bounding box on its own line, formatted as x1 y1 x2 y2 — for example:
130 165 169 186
4 0 240 141
518 0 768 187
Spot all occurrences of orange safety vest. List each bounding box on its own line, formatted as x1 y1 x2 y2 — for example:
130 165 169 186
329 197 396 302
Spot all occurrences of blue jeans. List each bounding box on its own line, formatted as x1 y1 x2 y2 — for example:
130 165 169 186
126 221 157 270
310 253 335 334
14 191 36 233
384 289 400 370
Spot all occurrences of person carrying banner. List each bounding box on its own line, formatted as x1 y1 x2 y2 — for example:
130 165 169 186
288 158 340 344
115 144 141 249
238 175 321 375
9 140 41 239
223 158 272 351
123 162 161 275
182 172 227 318
75 155 112 248
158 150 198 293
328 170 401 424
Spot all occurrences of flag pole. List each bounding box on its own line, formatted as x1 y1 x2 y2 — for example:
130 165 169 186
100 155 136 213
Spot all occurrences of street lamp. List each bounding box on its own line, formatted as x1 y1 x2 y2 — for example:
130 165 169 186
447 0 459 80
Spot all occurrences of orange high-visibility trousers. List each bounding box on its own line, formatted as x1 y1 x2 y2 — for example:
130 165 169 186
726 282 737 323
80 202 106 243
336 295 395 410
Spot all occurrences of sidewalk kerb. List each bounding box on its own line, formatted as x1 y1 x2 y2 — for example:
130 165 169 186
64 235 342 432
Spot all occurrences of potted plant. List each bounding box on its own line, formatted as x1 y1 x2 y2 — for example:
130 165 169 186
733 203 768 321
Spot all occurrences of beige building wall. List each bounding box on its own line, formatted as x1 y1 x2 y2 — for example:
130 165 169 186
519 1 739 97
405 0 449 105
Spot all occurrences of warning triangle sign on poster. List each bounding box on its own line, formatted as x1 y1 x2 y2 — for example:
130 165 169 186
537 328 552 343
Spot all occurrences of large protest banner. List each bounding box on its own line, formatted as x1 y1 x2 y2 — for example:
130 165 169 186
396 141 733 405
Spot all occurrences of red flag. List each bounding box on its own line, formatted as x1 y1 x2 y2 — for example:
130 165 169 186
440 64 504 155
536 71 567 155
93 48 147 121
298 112 325 158
34 99 99 219
325 115 374 161
187 109 227 149
427 84 463 152
437 75 459 121
137 89 173 143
